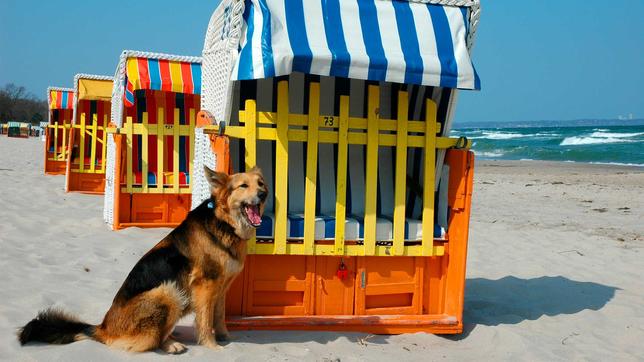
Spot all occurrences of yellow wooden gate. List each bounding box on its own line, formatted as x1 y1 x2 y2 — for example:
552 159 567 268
71 113 108 174
112 107 196 194
203 81 470 257
47 122 71 161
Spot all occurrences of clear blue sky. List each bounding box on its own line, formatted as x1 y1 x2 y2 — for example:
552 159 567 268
1 0 642 124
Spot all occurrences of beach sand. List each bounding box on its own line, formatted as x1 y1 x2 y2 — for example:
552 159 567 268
1 137 642 361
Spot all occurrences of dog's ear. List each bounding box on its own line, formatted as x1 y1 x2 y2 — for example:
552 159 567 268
248 166 263 176
204 166 228 192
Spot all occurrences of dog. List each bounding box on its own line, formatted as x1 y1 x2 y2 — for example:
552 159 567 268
18 166 267 353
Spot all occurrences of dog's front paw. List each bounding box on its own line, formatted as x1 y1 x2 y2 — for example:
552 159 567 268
161 339 187 354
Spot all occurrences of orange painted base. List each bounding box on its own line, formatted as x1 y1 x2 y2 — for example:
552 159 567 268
110 132 192 229
113 192 191 230
66 171 105 194
219 150 474 334
44 158 67 175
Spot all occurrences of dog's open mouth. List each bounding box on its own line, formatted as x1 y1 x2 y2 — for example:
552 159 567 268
242 203 262 227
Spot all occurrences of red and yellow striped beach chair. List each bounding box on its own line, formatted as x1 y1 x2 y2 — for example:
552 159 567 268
104 51 201 229
44 87 74 175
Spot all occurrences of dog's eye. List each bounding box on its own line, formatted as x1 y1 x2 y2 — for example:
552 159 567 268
258 181 264 187
239 183 248 189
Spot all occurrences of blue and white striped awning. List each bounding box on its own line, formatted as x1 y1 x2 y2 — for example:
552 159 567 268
232 0 480 90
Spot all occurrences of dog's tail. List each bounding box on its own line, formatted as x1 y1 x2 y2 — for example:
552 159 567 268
18 308 96 346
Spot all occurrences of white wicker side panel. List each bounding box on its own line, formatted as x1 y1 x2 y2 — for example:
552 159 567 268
192 0 245 210
103 134 116 229
191 128 217 208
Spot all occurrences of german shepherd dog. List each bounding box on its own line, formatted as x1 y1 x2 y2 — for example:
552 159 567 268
18 166 267 353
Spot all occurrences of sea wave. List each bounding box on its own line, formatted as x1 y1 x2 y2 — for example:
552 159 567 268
473 150 504 157
590 162 644 167
589 131 644 138
477 131 530 140
560 136 637 146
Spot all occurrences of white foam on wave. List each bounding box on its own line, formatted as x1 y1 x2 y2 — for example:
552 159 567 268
479 131 530 140
590 162 644 167
473 150 504 157
560 136 637 146
589 131 644 138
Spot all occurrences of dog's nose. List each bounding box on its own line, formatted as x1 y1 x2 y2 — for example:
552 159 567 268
258 190 267 201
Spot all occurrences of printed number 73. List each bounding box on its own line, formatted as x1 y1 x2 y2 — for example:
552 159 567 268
324 116 335 126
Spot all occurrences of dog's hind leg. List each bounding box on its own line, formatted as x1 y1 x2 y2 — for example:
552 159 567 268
99 282 187 353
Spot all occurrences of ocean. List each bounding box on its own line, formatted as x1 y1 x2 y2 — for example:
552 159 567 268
449 124 644 167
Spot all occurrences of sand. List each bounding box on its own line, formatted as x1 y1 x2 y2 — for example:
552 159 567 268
0 136 643 361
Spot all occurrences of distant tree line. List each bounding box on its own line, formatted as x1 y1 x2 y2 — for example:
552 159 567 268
0 84 48 125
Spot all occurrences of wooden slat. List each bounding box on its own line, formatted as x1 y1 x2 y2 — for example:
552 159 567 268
303 83 320 255
141 112 149 193
363 85 380 256
63 124 69 160
251 242 445 256
189 109 195 190
237 112 441 134
120 187 192 194
78 115 85 172
125 117 134 193
393 90 409 256
245 99 258 253
101 114 107 172
89 114 98 172
119 123 192 135
157 108 165 193
53 122 59 160
173 109 180 193
273 81 289 255
244 100 257 169
217 125 468 150
334 96 349 255
422 99 438 256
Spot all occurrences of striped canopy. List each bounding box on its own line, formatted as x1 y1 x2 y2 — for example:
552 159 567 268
124 57 202 107
232 0 480 90
49 89 74 109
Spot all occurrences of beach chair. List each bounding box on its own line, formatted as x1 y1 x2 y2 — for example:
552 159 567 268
103 51 201 230
45 87 74 174
193 0 481 334
7 121 26 138
65 74 113 194
20 122 30 138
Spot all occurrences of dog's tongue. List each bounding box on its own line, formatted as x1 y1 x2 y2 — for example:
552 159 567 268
245 204 262 225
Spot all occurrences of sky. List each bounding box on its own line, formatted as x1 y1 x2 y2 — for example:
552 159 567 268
1 0 642 124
